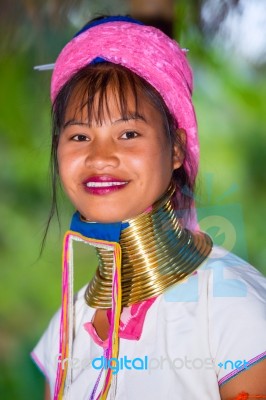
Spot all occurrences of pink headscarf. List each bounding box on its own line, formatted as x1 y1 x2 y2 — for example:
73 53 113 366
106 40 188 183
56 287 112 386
51 18 199 229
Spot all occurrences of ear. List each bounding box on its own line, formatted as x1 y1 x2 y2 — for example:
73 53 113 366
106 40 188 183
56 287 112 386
172 128 186 170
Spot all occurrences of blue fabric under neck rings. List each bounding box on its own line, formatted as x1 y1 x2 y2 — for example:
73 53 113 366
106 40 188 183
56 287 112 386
70 211 129 242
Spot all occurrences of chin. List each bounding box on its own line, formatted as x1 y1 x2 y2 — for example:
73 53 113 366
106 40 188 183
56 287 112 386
82 207 142 223
82 211 126 224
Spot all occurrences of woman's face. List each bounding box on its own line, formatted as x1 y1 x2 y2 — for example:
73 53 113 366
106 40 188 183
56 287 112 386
57 86 182 222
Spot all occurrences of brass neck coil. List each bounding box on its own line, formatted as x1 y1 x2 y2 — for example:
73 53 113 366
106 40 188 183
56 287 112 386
85 185 212 308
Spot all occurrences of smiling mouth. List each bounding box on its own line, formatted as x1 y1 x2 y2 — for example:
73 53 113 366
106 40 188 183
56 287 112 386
85 181 128 187
83 180 129 195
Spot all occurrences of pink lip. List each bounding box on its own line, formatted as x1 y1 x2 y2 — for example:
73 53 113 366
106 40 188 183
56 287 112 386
83 175 129 195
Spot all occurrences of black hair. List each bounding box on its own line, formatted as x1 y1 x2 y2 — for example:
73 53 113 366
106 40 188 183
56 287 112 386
42 62 195 247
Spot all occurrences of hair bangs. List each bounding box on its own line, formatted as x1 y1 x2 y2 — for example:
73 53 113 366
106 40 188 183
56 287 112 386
52 62 143 132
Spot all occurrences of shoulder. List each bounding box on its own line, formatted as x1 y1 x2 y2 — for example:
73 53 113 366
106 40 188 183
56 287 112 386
201 245 266 301
195 246 266 332
162 245 266 305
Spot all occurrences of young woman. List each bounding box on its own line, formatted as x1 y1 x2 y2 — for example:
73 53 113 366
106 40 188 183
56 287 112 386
32 16 266 400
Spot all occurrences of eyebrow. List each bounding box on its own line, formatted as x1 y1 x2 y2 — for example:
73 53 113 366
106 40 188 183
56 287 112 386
113 113 147 124
63 113 147 129
63 120 89 129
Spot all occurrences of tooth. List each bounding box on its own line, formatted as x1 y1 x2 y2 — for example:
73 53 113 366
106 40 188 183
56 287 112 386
86 181 127 187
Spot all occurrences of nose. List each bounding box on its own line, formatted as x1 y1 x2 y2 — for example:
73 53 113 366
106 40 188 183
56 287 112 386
85 137 119 170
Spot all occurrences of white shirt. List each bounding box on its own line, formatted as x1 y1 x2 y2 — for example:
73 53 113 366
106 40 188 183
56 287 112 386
32 246 266 399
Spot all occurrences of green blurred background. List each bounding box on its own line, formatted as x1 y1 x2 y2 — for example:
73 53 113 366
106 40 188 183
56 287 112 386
0 0 265 398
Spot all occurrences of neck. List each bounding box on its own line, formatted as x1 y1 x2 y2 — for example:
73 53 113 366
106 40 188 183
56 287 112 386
85 184 213 308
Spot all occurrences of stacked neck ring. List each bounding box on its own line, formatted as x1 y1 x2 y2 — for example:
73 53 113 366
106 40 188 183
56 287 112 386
85 184 213 308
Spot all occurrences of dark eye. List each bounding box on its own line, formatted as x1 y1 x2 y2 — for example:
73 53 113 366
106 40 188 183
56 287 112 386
72 134 89 141
121 131 139 140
